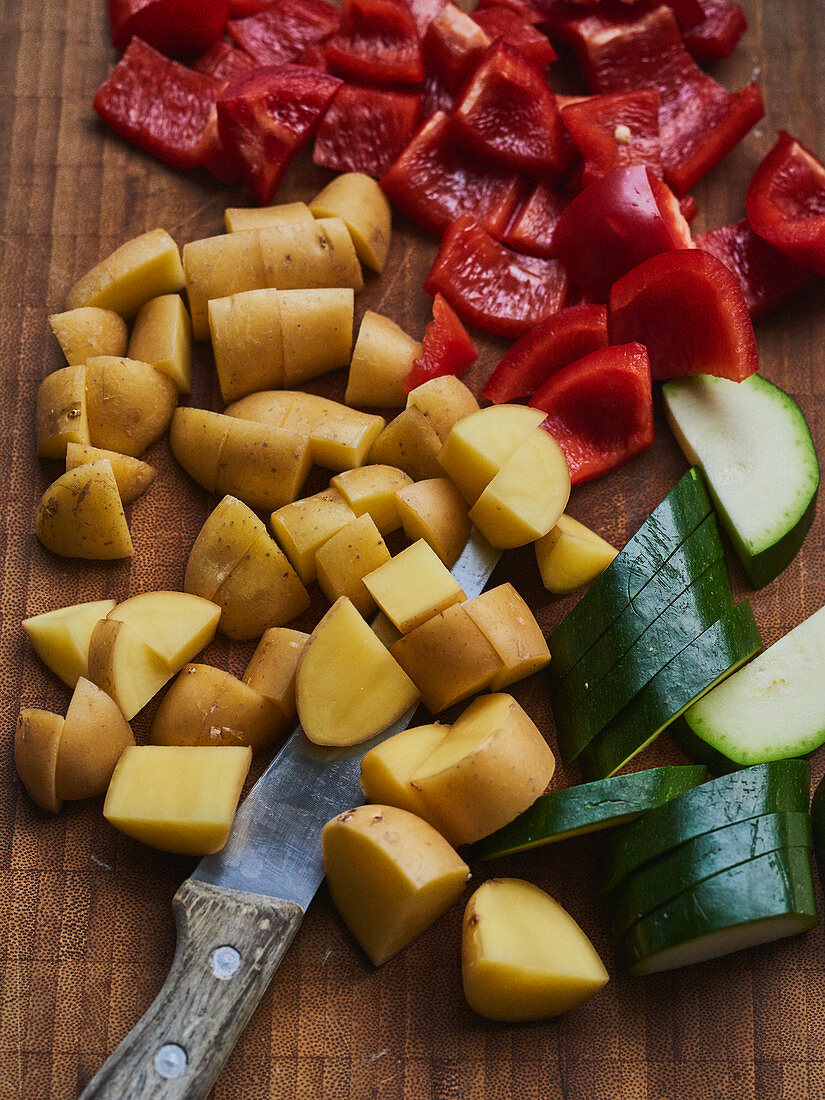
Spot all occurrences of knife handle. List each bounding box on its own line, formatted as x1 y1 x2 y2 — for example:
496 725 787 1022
78 879 303 1100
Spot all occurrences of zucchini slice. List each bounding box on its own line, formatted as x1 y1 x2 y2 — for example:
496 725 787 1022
469 766 706 860
663 374 819 588
578 602 762 781
602 759 810 896
619 846 817 976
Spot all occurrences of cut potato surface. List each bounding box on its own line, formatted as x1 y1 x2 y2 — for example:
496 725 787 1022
439 404 546 505
36 460 133 560
128 293 193 394
462 879 608 1021
56 677 134 800
23 599 116 689
87 618 175 721
65 443 155 505
314 513 391 617
368 407 444 482
345 311 421 408
66 228 184 318
243 627 309 719
406 376 480 445
15 709 65 814
271 488 357 584
107 591 220 668
360 723 450 820
49 306 127 366
331 465 412 535
310 173 392 273
535 514 619 594
364 539 466 633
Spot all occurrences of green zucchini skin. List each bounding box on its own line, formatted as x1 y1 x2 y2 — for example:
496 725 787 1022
619 846 818 976
577 601 762 781
554 554 732 765
667 715 748 775
810 773 825 885
607 811 812 945
468 766 707 860
548 468 712 675
602 759 811 896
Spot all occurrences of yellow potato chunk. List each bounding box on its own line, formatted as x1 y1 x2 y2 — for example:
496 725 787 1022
128 293 193 394
390 603 504 714
36 460 133 560
535 514 619 594
368 407 444 481
344 311 421 408
23 599 116 689
56 677 134 800
208 288 284 403
279 288 354 387
103 745 252 855
395 478 471 567
322 804 469 965
151 664 288 751
463 583 550 691
259 217 363 294
406 376 480 445
170 407 232 493
243 627 309 721
364 540 466 633
185 495 269 601
213 529 311 641
439 404 546 505
107 591 221 668
66 228 185 318
310 173 392 273
35 365 90 459
270 488 357 584
296 597 419 746
183 229 267 340
462 879 609 1021
223 389 295 427
15 709 65 813
84 356 178 458
65 443 155 504
225 202 315 233
49 307 127 366
315 514 391 617
215 418 312 512
410 693 555 845
330 464 412 535
87 618 175 721
360 723 449 818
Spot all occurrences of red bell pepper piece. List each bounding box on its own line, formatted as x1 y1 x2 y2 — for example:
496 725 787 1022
324 0 425 85
422 73 455 118
380 112 522 237
745 131 825 278
403 294 477 392
422 3 491 94
679 194 698 222
449 42 569 178
608 249 759 382
500 181 568 258
469 7 556 67
217 65 342 203
529 342 654 485
298 42 333 69
108 0 230 58
193 39 259 81
403 0 448 37
682 0 747 62
229 0 273 14
313 85 422 178
553 164 691 301
424 215 570 338
483 304 608 402
228 0 340 65
477 0 546 21
695 220 816 321
560 89 661 187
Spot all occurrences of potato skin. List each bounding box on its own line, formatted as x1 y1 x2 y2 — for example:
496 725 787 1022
36 460 133 560
84 356 178 458
15 709 64 813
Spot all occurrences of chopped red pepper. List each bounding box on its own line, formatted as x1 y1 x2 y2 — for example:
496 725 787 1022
403 293 478 392
682 0 747 62
560 89 661 187
217 65 342 203
483 303 608 402
477 0 546 21
553 165 691 301
313 84 422 178
529 342 655 485
422 3 490 93
745 131 825 278
469 7 556 67
421 73 455 118
679 193 698 222
228 0 340 65
298 42 333 69
424 215 570 338
108 0 230 58
609 248 759 382
229 0 273 15
325 0 425 85
193 39 258 81
380 112 522 237
449 41 569 178
500 181 568 258
402 0 448 37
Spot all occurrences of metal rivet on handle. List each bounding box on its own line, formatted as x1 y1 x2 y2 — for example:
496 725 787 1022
154 1043 188 1079
210 945 241 980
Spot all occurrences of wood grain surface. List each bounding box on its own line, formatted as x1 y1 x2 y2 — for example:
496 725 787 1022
2 2 825 1098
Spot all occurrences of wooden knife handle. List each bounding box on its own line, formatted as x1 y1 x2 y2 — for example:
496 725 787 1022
78 879 303 1100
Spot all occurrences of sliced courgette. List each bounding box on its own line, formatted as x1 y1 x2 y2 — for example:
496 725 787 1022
602 759 810 896
578 602 762 781
619 846 817 976
810 772 825 883
469 765 706 860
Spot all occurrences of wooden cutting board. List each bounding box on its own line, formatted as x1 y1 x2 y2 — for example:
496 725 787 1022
2 2 825 1097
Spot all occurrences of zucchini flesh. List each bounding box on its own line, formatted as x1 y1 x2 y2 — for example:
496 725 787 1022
469 765 706 860
602 759 810 896
578 602 762 781
548 468 711 674
620 846 817 976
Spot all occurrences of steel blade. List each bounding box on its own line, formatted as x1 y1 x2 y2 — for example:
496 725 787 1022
192 527 502 910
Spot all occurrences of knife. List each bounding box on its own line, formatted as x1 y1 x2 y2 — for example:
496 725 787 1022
79 528 501 1100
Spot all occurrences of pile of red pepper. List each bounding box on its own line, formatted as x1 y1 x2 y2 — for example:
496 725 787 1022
96 0 825 483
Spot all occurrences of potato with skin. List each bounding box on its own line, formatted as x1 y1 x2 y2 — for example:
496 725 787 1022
169 407 232 493
344 312 421 408
128 293 193 394
66 228 185 318
15 709 65 813
84 356 178 458
216 419 313 512
36 365 90 458
213 529 311 641
297 597 420 747
406 376 480 445
395 478 471 567
535 515 619 594
183 229 267 340
209 289 284 403
103 745 252 855
243 627 309 721
225 202 315 233
56 677 135 800
185 495 268 601
330 465 413 535
36 460 133 560
322 804 469 965
270 488 357 584
364 540 466 633
360 723 449 819
463 584 550 691
315 513 391 617
258 217 363 294
87 618 173 721
439 404 547 505
23 599 116 689
49 307 127 366
280 288 354 387
106 591 221 669
310 173 392 273
410 694 556 846
368 407 444 481
66 443 155 504
462 879 609 1021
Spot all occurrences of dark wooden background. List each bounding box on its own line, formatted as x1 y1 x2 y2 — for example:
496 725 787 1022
2 1 825 1097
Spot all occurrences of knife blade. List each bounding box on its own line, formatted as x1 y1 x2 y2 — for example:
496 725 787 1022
79 527 501 1100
